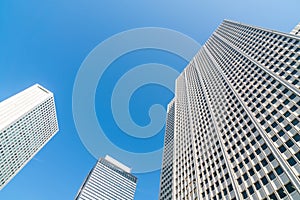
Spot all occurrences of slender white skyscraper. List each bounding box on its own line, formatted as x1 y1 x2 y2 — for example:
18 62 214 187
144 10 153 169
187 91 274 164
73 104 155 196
160 20 300 200
75 155 137 200
159 100 175 200
0 84 59 190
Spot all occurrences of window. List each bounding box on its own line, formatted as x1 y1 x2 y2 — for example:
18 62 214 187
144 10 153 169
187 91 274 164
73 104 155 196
261 176 268 185
261 159 268 166
287 157 296 166
266 127 271 133
269 193 277 200
248 185 254 195
268 171 276 180
255 163 261 171
292 119 299 126
255 148 261 155
237 177 243 185
295 151 300 161
284 111 291 117
254 181 261 190
285 182 296 193
286 139 294 147
271 135 278 142
291 105 298 112
268 154 275 162
284 124 292 131
278 130 285 137
279 145 286 153
246 169 254 177
277 188 287 198
262 143 267 150
275 166 283 175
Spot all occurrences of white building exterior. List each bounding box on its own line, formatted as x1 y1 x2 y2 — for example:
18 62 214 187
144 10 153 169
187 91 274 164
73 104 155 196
159 100 175 200
160 20 300 200
75 155 137 200
0 84 59 190
290 23 300 36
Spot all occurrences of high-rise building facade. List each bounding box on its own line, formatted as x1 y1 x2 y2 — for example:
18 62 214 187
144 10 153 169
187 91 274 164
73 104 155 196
159 100 175 200
0 84 59 190
159 20 300 200
291 23 300 36
75 155 137 200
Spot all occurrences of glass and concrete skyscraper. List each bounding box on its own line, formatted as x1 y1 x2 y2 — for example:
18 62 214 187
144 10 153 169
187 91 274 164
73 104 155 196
159 20 300 200
75 155 137 200
159 100 175 200
0 84 59 190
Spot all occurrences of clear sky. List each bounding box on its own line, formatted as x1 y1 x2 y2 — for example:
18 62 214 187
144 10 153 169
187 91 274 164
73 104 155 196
0 0 299 199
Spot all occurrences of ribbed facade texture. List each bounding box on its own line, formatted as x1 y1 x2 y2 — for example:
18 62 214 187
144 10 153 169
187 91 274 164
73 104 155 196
159 100 175 199
0 84 59 190
75 155 137 200
290 23 300 36
159 20 300 200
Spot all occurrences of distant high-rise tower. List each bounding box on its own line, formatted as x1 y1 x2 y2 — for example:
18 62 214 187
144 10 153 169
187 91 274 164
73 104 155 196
159 20 300 200
0 84 59 190
75 155 137 200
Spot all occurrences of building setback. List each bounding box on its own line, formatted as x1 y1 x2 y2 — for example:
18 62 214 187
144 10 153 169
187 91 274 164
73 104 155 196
0 84 59 190
75 155 137 200
159 20 300 200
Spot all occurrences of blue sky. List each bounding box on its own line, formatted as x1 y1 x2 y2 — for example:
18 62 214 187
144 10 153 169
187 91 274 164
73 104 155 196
0 0 299 199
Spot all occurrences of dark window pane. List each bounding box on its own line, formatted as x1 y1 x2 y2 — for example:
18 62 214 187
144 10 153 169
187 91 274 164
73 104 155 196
287 157 296 166
242 191 248 199
248 186 254 194
275 166 283 175
268 154 275 162
293 134 300 142
255 181 261 190
268 171 276 180
269 193 277 200
277 188 287 198
286 139 294 147
295 151 300 161
285 182 296 193
262 159 268 166
279 145 286 153
255 164 261 171
261 176 268 185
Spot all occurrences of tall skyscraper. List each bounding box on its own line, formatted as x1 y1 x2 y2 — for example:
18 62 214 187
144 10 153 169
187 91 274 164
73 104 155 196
0 84 59 190
75 155 137 200
159 100 175 200
159 20 300 200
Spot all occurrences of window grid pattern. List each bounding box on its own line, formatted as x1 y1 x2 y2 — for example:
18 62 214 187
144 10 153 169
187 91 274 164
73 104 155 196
185 64 235 200
173 74 199 200
160 20 300 200
215 20 300 91
159 100 175 200
0 97 58 189
75 158 137 200
206 30 300 178
196 45 299 199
